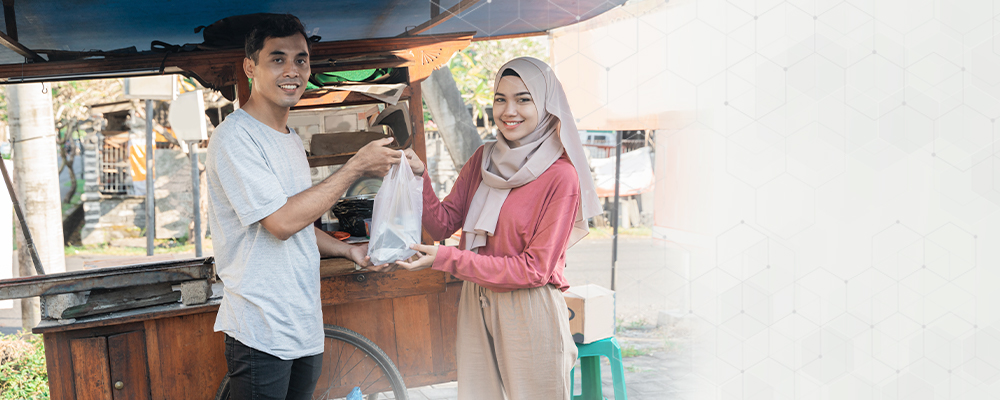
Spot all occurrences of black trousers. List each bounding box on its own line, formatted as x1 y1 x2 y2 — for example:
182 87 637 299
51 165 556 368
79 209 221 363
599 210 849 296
224 335 323 400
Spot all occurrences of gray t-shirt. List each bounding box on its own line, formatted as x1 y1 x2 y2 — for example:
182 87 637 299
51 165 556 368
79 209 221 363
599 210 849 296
206 109 323 360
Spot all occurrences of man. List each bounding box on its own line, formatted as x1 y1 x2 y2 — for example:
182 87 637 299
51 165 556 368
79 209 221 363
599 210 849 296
205 14 400 399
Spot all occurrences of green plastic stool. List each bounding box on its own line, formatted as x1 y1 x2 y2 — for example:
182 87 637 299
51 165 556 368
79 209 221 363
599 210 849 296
570 337 628 400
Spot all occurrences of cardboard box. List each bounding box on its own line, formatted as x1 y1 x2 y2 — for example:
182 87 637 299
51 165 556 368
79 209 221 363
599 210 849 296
564 284 615 344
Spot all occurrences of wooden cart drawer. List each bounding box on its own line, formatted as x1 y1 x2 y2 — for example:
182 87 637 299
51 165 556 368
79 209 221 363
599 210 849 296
319 268 445 306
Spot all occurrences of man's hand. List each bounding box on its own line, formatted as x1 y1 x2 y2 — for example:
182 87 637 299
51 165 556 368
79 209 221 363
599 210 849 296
344 137 401 178
395 244 438 272
364 258 399 273
403 148 425 176
347 243 370 267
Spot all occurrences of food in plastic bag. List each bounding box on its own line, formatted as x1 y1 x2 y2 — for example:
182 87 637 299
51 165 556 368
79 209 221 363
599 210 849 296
367 151 422 265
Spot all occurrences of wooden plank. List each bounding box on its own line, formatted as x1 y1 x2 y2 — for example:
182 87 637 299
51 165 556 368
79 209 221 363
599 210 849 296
408 89 427 166
320 257 360 276
390 295 433 376
437 281 463 373
61 283 180 319
143 320 165 400
471 31 548 42
293 87 411 110
425 292 447 374
34 300 220 334
319 268 445 306
0 29 44 62
70 336 112 400
235 59 250 107
0 257 213 300
325 299 398 362
45 333 76 400
399 0 481 37
108 331 151 400
3 1 17 42
149 312 226 400
402 371 458 390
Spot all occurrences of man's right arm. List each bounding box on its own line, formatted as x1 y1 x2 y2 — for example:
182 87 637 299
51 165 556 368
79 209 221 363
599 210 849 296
259 138 400 240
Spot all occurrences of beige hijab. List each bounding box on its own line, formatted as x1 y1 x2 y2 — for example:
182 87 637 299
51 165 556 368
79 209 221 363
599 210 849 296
463 57 602 252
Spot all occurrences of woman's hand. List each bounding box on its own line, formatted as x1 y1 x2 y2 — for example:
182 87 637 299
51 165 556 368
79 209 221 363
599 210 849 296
395 244 438 271
403 148 425 176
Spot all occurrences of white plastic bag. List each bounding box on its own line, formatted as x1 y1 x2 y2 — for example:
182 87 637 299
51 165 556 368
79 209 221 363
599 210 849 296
367 151 423 265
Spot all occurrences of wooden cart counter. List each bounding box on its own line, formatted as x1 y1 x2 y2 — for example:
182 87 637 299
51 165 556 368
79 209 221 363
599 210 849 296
34 258 461 400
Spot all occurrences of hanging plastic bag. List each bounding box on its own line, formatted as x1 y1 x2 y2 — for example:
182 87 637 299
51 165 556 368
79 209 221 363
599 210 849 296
367 151 423 265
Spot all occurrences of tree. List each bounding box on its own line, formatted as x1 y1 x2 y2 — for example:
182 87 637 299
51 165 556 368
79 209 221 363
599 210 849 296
446 37 549 136
50 80 124 206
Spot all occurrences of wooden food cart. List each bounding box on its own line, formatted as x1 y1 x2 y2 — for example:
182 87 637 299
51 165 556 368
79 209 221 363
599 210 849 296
0 31 473 399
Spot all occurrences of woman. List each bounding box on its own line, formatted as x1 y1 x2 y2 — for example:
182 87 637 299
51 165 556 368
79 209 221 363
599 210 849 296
395 57 602 399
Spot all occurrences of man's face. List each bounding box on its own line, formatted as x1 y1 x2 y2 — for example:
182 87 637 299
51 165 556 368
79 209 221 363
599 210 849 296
245 34 310 109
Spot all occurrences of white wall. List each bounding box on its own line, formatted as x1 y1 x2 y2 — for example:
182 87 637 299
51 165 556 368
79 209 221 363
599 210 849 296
553 0 1000 397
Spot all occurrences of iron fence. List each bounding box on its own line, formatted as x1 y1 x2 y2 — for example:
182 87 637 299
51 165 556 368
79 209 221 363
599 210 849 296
582 139 646 159
99 135 130 195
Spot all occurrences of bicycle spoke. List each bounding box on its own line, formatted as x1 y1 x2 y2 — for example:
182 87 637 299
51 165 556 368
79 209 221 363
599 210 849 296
314 386 332 400
361 374 387 394
357 363 379 391
340 352 370 382
311 327 406 400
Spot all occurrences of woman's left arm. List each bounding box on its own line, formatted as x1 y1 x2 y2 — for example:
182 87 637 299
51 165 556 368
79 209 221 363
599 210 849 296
399 176 581 290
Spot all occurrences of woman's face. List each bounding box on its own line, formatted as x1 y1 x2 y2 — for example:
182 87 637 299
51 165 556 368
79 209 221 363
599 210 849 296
493 75 538 145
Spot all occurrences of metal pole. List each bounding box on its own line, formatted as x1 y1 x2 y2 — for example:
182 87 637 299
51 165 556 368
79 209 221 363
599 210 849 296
0 157 44 275
611 130 622 291
190 141 202 257
145 100 155 255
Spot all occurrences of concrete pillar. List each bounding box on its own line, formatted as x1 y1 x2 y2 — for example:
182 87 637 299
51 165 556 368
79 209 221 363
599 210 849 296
9 82 67 330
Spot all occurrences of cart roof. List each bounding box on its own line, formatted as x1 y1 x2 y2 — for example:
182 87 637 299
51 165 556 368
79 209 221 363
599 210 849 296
0 0 625 83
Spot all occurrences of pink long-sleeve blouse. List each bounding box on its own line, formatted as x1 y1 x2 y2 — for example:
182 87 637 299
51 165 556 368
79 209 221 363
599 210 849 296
422 146 580 293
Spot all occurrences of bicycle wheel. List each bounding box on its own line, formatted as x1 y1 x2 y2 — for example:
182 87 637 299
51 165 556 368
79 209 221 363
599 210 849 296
214 325 408 400
313 325 408 400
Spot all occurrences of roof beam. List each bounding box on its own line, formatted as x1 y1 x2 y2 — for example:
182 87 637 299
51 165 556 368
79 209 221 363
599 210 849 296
0 32 474 86
399 0 480 37
0 29 43 62
3 0 16 41
0 1 43 63
430 0 440 18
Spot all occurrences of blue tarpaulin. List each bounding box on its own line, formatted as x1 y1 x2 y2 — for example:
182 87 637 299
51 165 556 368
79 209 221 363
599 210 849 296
0 0 626 65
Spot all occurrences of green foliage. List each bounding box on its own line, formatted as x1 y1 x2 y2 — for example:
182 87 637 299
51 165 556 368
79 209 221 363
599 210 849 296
620 344 650 358
64 238 206 256
625 364 645 373
446 38 549 132
0 333 49 400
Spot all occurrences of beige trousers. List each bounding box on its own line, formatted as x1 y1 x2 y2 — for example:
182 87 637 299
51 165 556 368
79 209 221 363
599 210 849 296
455 281 578 400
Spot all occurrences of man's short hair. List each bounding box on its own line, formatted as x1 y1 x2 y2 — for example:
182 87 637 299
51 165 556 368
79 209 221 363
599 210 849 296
245 14 309 63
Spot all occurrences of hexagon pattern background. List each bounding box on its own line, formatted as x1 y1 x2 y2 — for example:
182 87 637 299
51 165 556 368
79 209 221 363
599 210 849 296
549 0 1000 398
